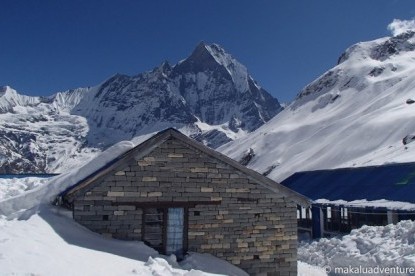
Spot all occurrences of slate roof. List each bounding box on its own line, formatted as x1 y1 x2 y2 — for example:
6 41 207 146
281 163 415 204
63 128 310 207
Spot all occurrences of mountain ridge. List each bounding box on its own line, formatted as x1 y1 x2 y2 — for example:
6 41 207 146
219 31 415 182
0 43 282 173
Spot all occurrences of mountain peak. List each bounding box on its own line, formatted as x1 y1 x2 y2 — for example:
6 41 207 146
174 42 250 93
190 42 232 67
194 40 208 50
0 86 9 97
0 86 19 98
370 31 415 61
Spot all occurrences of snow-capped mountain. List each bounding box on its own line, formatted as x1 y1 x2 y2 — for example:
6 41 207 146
219 31 415 182
0 42 282 173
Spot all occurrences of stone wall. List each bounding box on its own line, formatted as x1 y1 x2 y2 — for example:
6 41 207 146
72 137 298 275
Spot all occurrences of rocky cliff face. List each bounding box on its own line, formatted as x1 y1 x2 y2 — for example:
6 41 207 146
0 43 282 173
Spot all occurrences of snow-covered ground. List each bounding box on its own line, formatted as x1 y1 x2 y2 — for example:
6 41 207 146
0 205 234 276
299 220 415 275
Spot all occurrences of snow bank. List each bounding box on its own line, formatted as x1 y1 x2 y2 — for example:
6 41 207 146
0 176 49 200
0 205 235 276
299 220 415 273
298 261 327 276
181 252 248 276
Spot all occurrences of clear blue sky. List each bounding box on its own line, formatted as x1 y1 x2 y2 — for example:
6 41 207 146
1 0 415 102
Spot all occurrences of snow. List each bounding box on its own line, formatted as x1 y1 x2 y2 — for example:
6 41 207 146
181 253 248 276
219 32 415 182
0 176 49 200
314 199 415 211
0 86 41 112
299 220 415 274
298 261 327 276
204 44 249 93
0 205 221 276
194 119 247 141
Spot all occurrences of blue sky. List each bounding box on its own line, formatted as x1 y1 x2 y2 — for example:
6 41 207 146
1 0 415 102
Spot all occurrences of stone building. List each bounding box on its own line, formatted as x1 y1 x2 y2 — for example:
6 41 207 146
62 128 310 275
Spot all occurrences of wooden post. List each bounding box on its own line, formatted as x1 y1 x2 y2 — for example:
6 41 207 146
387 210 398 224
312 205 324 239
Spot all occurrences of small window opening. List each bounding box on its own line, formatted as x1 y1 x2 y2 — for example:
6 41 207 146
327 206 332 219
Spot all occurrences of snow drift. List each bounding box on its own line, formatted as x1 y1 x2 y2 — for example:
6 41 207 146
299 220 415 275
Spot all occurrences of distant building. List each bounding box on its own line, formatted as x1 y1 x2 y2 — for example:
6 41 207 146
282 163 415 239
61 128 310 275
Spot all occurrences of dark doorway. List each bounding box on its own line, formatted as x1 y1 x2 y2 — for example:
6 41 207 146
143 208 164 253
142 207 187 259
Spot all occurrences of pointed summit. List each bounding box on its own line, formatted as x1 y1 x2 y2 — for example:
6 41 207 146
173 42 252 93
193 41 208 52
174 41 229 76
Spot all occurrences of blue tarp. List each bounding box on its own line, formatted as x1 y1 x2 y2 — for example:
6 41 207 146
281 163 415 203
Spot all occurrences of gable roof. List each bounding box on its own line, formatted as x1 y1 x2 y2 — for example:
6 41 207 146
281 163 415 204
62 128 310 207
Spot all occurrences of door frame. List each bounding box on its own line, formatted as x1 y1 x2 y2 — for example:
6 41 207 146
143 206 189 256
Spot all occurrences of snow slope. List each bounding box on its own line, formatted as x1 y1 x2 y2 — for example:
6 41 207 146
220 31 415 182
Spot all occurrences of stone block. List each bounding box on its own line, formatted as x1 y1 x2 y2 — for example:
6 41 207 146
114 211 124 216
114 171 126 176
142 176 157 182
201 187 213 192
168 153 184 158
190 168 209 173
107 191 124 197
